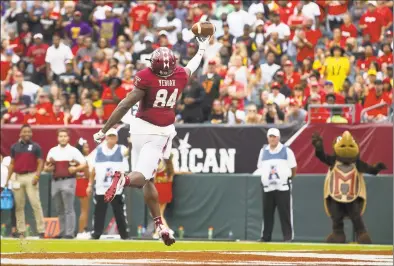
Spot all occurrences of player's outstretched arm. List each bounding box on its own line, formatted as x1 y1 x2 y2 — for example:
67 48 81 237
184 36 211 77
93 88 145 143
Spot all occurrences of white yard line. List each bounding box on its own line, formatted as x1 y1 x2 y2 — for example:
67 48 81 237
1 252 393 266
1 258 393 266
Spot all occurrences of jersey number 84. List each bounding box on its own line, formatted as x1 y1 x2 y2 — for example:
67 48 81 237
153 88 179 108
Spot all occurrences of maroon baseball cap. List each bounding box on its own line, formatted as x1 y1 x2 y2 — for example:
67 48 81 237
284 60 293 66
271 82 280 89
187 42 197 48
208 59 216 65
74 11 82 16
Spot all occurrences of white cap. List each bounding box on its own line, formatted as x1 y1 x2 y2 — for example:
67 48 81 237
33 33 43 39
159 30 168 37
267 128 280 138
104 5 113 12
144 35 154 43
254 19 264 28
367 1 377 6
105 128 118 137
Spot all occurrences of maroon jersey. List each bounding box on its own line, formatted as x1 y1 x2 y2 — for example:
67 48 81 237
134 66 189 126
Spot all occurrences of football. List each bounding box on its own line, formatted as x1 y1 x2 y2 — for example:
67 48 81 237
191 21 215 37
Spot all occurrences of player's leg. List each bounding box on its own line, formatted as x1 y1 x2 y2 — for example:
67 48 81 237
135 135 175 246
103 134 175 246
160 203 169 228
104 135 146 202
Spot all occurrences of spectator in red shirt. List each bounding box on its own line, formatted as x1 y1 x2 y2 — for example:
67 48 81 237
8 30 24 56
287 1 307 40
356 45 377 73
50 100 65 125
129 1 152 32
294 18 322 65
359 1 386 44
278 0 298 25
327 28 346 49
102 77 126 121
92 50 109 82
290 85 307 108
305 80 326 101
1 102 24 124
324 80 345 104
121 67 134 93
344 96 363 124
325 0 349 31
220 70 246 111
73 101 100 126
23 105 40 125
307 93 330 123
26 34 49 86
376 0 393 30
363 79 392 122
71 36 84 56
378 43 393 67
340 13 358 42
36 92 53 119
23 104 51 125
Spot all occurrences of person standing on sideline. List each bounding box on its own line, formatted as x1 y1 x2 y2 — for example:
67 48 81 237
4 124 45 238
87 128 129 240
74 138 91 239
256 128 297 242
1 155 17 238
44 128 86 239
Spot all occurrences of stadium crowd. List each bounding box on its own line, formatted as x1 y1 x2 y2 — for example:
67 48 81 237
0 0 393 126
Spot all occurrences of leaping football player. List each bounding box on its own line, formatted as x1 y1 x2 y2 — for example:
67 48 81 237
93 36 211 246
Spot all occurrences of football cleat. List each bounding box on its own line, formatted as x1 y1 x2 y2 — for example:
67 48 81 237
157 224 176 246
104 171 125 203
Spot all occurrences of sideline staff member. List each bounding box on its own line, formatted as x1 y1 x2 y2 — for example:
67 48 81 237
257 128 297 242
87 128 129 240
45 128 86 239
5 124 45 238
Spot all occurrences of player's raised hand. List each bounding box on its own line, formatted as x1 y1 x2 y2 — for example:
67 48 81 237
93 130 105 144
196 35 211 50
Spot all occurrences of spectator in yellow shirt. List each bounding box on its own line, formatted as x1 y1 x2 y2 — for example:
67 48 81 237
324 46 350 93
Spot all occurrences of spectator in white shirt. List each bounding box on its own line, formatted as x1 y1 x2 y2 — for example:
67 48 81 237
268 82 286 108
227 0 253 38
294 0 321 30
45 35 74 84
260 51 281 86
10 71 41 102
248 0 266 18
265 12 291 43
156 10 182 45
113 42 132 74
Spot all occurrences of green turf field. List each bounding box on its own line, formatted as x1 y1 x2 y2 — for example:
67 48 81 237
1 239 392 253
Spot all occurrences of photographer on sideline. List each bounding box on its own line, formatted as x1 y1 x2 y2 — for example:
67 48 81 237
257 128 297 242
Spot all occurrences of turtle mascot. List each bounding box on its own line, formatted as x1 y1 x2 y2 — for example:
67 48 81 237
311 131 387 244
